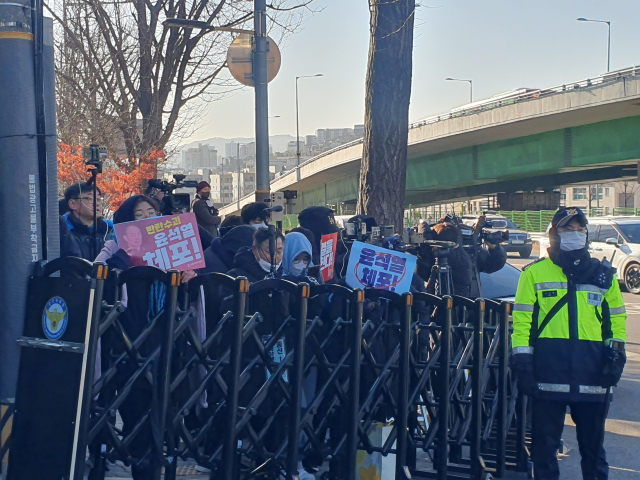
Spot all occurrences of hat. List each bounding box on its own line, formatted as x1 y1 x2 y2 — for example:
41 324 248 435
197 181 210 192
552 207 588 229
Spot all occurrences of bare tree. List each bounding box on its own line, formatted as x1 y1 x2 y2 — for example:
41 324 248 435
47 0 313 169
616 181 640 208
357 0 416 229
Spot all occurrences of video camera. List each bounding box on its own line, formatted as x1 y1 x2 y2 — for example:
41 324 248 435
343 217 397 247
446 214 508 248
147 174 200 213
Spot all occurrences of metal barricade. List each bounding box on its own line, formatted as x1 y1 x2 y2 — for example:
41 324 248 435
167 273 250 479
7 259 530 480
354 288 413 480
80 266 182 480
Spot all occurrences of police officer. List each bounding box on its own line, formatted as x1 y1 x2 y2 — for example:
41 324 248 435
512 207 627 480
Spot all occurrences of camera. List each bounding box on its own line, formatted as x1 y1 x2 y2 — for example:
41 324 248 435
444 214 508 247
343 219 396 246
147 174 200 213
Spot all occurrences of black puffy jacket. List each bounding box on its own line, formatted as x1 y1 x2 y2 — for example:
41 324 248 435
60 213 117 261
202 225 255 275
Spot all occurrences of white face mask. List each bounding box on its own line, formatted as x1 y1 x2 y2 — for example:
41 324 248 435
256 255 281 273
559 231 587 251
252 223 267 230
290 259 309 276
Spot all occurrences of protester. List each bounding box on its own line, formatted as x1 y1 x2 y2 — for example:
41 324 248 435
299 206 347 278
241 201 269 228
512 207 627 480
288 226 319 265
202 225 255 275
282 232 314 278
96 195 195 277
96 194 199 480
227 227 284 282
218 214 243 237
60 182 116 261
191 181 221 238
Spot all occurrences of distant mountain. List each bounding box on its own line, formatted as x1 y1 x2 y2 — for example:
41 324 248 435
181 134 296 156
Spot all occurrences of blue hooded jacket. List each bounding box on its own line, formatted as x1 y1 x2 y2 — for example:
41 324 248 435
282 232 313 276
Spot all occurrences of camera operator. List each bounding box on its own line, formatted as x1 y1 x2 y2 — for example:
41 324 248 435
416 219 506 298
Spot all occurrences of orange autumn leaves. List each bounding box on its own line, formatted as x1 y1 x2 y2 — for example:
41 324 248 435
58 144 163 214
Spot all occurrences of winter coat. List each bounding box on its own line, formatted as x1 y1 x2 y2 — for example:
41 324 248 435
202 225 255 275
192 196 221 238
60 213 117 261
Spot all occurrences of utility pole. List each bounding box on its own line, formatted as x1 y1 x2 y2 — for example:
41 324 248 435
253 0 270 205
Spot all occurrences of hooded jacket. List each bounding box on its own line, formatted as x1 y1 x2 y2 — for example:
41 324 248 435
202 225 256 275
282 232 313 276
60 212 116 261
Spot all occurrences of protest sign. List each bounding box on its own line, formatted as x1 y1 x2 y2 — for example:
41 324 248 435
114 213 206 272
345 241 417 294
320 233 339 281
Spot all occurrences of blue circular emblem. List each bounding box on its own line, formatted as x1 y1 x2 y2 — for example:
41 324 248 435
42 296 68 340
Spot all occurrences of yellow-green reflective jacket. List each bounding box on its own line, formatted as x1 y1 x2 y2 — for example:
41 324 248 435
512 257 626 401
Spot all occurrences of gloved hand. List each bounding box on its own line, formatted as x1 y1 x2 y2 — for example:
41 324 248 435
511 353 537 397
601 343 626 388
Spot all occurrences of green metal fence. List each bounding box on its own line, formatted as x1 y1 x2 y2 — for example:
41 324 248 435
282 209 640 234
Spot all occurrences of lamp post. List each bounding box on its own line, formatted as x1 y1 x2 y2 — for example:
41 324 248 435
164 0 271 204
296 74 323 167
577 17 611 72
446 77 473 103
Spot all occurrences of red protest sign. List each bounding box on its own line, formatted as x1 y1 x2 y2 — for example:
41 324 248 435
320 233 339 281
114 213 206 272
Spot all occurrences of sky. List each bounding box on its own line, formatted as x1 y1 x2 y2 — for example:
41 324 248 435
181 0 640 146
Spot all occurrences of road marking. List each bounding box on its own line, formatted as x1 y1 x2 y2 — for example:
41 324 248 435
610 466 640 473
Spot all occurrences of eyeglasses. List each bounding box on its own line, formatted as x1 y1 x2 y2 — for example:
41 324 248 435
557 225 587 234
72 196 104 203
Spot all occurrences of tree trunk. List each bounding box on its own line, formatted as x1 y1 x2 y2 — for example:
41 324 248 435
357 0 415 230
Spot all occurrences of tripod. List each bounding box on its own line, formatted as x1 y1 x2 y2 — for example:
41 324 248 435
424 240 458 297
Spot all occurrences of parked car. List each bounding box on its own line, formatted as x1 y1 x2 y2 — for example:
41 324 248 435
480 263 521 301
538 216 640 294
462 215 533 258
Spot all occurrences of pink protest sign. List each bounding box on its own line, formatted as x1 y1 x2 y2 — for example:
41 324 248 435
114 213 206 272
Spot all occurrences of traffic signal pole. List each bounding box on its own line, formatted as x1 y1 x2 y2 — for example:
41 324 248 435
253 0 271 205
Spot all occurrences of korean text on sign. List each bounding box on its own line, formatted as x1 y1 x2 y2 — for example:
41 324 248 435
345 241 417 294
114 212 206 272
320 233 338 281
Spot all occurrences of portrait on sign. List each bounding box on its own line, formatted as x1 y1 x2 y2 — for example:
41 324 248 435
114 213 206 272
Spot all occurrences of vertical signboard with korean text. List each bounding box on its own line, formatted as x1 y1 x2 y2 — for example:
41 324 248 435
320 233 339 281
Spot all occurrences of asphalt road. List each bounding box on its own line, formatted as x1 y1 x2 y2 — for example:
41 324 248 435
506 253 640 479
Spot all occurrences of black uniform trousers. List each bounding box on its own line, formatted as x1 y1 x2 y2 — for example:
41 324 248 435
532 398 609 480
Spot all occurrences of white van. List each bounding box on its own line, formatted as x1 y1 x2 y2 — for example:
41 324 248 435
539 217 640 294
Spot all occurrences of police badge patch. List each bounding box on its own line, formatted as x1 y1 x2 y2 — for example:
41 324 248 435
587 293 603 307
42 297 69 340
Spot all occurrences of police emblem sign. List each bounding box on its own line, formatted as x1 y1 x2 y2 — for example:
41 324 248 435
42 296 69 340
345 241 417 294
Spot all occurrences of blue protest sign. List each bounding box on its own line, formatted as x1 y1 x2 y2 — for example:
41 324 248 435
345 241 417 294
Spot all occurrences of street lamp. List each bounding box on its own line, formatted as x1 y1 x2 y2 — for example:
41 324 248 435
164 0 272 206
446 77 473 103
577 17 611 72
296 74 323 167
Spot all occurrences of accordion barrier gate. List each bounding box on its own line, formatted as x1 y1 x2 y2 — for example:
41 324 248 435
5 258 532 480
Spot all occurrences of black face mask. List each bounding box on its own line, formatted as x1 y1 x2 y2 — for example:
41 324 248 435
200 192 210 200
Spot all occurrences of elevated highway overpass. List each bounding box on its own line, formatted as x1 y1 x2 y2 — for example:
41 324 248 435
221 66 640 217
